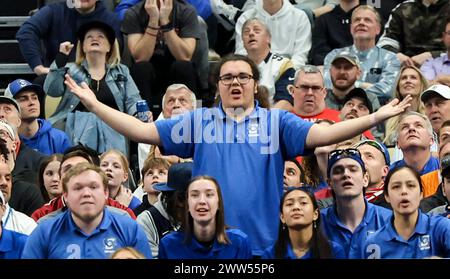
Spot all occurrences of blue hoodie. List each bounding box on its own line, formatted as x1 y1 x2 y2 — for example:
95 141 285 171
20 119 72 155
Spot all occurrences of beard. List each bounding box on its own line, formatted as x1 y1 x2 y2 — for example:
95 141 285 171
331 78 355 92
71 206 104 224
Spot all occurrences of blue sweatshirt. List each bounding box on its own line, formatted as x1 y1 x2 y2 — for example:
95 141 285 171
16 1 122 70
20 119 72 155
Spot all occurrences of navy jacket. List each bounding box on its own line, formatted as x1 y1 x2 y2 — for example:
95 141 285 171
16 1 122 70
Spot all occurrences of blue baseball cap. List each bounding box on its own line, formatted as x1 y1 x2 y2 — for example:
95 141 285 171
6 79 43 98
327 148 366 177
354 139 391 165
153 162 193 192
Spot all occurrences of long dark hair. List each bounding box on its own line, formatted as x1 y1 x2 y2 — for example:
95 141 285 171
274 188 333 259
384 165 423 197
38 154 63 202
184 176 230 245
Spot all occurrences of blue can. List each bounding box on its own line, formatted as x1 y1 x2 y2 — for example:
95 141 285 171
136 100 150 122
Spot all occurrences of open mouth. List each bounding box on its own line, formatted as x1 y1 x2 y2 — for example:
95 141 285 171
399 199 410 207
430 116 441 122
90 42 100 46
342 181 353 187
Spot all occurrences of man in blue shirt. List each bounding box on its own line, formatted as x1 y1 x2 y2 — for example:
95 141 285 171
65 54 411 256
321 148 391 258
22 163 151 259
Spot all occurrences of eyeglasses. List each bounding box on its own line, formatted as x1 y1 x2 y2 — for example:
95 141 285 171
219 73 253 85
294 85 323 93
219 73 253 86
328 148 361 161
0 130 12 141
354 140 390 165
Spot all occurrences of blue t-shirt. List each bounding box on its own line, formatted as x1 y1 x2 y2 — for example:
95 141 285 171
155 105 313 255
261 241 346 259
158 229 252 259
21 208 152 259
321 200 392 258
0 228 28 259
361 212 450 259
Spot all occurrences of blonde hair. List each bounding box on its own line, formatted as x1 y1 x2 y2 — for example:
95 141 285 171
75 36 121 66
100 149 129 174
110 247 146 259
62 162 108 192
384 66 428 145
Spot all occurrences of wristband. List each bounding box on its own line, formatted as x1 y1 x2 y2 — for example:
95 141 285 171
162 27 174 33
147 25 159 30
145 30 158 37
160 23 173 32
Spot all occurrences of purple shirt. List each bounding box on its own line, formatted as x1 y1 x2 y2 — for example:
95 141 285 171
421 53 450 80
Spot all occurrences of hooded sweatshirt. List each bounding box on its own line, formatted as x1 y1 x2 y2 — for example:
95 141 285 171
20 119 71 155
235 0 312 69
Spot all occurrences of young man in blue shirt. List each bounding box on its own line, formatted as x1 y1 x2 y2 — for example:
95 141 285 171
65 54 411 256
22 163 151 259
7 79 71 155
321 148 392 258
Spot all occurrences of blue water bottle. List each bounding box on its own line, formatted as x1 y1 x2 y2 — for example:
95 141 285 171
136 100 150 122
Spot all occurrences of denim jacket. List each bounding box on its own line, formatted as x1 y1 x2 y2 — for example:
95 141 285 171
44 60 142 155
44 60 141 123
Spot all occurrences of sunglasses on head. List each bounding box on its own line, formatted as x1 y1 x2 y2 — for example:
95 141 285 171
328 148 361 161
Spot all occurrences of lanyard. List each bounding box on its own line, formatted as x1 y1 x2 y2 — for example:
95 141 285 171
3 206 12 227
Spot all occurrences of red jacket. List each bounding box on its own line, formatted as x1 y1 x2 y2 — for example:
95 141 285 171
31 196 136 221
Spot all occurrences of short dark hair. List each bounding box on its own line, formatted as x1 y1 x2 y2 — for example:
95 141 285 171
0 138 9 162
213 54 260 84
62 144 100 168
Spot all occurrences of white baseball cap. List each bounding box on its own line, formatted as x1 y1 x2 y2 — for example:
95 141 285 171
420 84 450 103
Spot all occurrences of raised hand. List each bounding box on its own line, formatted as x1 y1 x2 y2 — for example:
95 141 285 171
145 0 159 20
115 185 133 207
159 0 173 25
59 41 74 55
375 94 412 122
64 74 99 112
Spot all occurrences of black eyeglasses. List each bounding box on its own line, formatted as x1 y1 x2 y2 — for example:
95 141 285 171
328 148 361 161
219 73 253 86
294 85 323 93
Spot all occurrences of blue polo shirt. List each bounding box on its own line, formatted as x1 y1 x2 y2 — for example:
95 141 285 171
261 241 346 259
0 228 28 259
158 229 252 259
361 212 450 259
321 200 392 258
21 208 152 259
155 104 313 256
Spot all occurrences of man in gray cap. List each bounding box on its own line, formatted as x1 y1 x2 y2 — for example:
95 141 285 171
420 84 450 133
326 51 380 113
323 5 400 105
